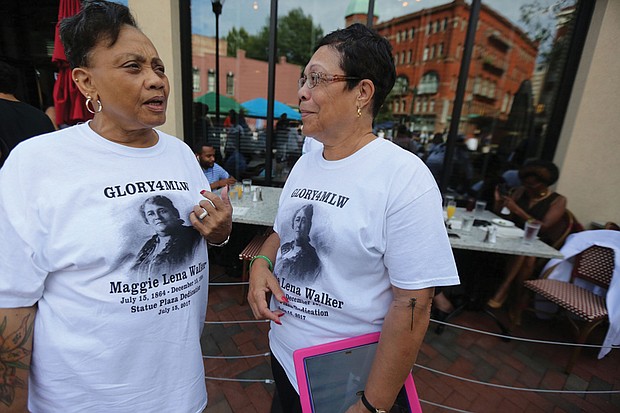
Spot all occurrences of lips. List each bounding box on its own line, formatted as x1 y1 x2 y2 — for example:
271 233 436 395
144 96 166 111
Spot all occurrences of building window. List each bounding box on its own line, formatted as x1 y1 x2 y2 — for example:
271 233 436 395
415 99 421 113
192 67 200 93
426 23 431 35
430 45 435 60
406 50 412 63
418 71 439 95
409 28 414 40
226 72 234 95
429 99 435 113
422 99 428 112
423 46 429 61
489 81 496 99
438 43 444 57
501 92 509 112
207 69 215 92
473 76 481 95
396 31 401 43
401 99 407 113
442 18 448 31
434 21 440 33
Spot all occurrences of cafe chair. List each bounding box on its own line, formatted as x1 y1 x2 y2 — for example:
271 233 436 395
523 245 615 373
238 228 274 304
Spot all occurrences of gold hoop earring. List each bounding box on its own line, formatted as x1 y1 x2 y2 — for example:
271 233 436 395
85 97 103 114
357 106 362 118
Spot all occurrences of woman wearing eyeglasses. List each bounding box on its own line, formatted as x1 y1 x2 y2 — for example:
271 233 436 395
248 24 459 413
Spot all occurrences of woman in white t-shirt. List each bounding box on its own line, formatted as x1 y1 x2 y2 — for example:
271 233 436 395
0 1 232 411
248 23 459 413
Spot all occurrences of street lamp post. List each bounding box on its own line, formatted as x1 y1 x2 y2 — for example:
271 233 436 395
211 0 225 126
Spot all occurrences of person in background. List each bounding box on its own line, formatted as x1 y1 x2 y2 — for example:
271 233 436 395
487 160 573 323
0 1 232 411
195 143 236 190
0 61 56 168
394 124 419 154
248 23 459 413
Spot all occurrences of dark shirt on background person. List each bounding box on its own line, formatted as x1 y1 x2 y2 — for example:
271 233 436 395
0 62 55 167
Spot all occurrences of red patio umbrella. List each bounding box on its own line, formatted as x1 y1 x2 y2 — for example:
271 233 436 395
52 0 93 127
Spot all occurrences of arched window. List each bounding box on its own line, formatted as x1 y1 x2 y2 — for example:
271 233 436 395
418 71 439 95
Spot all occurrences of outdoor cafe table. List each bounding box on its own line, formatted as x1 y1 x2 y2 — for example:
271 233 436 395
231 193 563 260
448 208 563 260
229 185 282 227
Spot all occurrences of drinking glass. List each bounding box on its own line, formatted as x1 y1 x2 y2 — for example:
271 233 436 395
523 220 541 244
462 214 475 231
242 179 252 194
443 195 455 211
474 200 487 218
446 200 457 221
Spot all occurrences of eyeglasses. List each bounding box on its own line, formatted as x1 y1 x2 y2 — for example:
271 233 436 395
298 72 360 89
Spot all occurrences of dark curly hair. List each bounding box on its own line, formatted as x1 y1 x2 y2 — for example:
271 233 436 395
59 0 138 69
315 23 396 118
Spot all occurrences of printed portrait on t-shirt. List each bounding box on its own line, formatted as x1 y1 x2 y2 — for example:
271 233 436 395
131 195 202 280
274 204 322 283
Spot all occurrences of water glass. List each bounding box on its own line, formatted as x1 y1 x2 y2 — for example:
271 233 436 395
474 200 487 217
242 179 252 194
462 214 475 231
523 220 541 244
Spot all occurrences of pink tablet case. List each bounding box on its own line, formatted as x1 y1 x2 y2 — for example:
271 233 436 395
293 332 422 413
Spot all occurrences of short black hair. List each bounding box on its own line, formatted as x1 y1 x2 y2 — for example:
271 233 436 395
193 142 214 155
315 23 396 118
0 61 19 95
519 160 560 186
59 0 138 69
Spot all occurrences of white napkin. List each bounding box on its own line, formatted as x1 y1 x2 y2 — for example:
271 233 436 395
496 226 524 238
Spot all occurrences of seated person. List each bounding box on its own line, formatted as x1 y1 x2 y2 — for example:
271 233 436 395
194 143 236 190
487 160 577 323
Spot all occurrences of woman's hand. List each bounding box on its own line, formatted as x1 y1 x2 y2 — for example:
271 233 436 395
190 186 233 244
247 262 287 325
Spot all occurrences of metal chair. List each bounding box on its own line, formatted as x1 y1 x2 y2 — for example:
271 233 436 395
238 228 273 304
523 245 615 373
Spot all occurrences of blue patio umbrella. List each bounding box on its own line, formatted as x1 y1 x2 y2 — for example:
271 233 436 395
240 97 301 121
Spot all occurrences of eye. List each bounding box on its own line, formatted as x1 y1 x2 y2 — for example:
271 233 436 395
309 72 321 87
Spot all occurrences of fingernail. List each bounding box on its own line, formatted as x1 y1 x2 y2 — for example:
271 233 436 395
277 312 284 317
200 190 207 195
274 319 282 325
281 296 289 303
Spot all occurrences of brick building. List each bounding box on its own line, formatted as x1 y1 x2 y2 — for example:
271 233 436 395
347 0 538 135
191 34 301 108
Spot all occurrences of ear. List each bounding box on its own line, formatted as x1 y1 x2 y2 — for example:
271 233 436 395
356 79 375 112
72 67 97 99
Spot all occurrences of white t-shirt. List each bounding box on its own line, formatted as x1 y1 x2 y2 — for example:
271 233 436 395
0 123 210 413
270 138 459 390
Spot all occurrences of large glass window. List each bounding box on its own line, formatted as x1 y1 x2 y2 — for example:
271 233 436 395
188 0 587 192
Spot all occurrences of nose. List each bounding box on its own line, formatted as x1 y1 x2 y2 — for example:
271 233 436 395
297 84 309 102
146 69 166 90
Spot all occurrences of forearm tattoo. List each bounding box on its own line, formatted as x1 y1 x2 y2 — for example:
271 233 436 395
0 314 34 407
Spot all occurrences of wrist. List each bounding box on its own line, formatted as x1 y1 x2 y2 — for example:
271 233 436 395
356 391 387 413
207 234 230 247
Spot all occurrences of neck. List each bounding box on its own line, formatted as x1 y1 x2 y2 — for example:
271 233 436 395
89 118 158 148
321 127 376 161
0 92 19 102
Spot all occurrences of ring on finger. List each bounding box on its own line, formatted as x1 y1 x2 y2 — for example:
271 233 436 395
198 208 208 220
